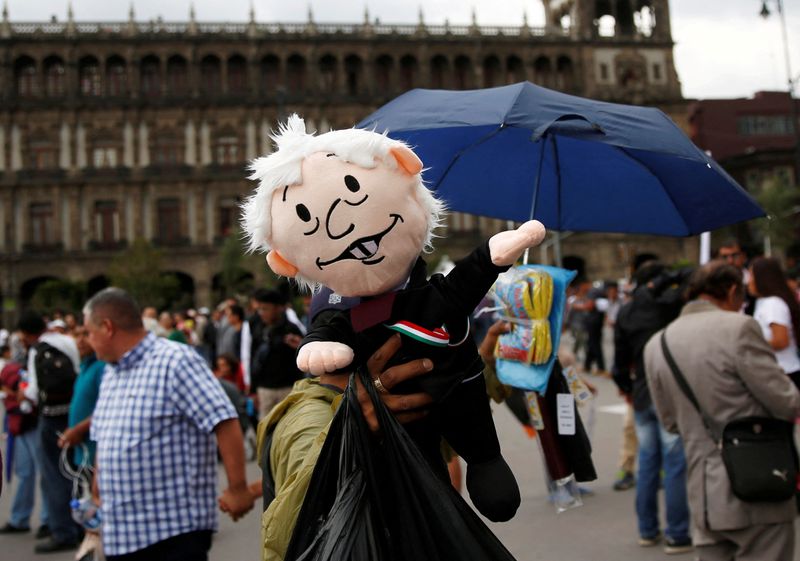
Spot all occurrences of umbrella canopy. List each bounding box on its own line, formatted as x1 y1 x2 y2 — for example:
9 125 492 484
357 82 764 236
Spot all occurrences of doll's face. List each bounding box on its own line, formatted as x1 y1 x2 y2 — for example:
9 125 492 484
269 151 429 296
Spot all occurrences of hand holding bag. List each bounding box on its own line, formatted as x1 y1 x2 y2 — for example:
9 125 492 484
660 332 797 503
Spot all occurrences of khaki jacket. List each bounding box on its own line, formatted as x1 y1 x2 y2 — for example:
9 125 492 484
256 378 341 561
644 299 800 545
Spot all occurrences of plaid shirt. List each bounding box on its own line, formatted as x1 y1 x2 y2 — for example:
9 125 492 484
91 333 236 555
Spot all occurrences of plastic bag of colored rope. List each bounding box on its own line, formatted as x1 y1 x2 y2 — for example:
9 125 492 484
491 266 577 393
284 367 518 561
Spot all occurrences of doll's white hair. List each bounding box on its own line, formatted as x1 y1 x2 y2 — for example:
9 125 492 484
241 114 445 273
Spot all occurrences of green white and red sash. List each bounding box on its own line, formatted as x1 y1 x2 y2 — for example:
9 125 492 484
385 320 450 347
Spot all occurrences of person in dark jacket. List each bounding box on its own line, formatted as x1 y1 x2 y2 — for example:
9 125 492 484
249 289 304 419
612 261 693 554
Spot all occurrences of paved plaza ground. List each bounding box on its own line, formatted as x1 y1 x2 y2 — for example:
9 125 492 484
3 372 800 560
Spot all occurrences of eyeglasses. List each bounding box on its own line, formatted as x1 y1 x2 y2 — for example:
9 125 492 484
719 251 742 261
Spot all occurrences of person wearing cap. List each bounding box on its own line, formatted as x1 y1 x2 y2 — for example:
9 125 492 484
47 319 68 334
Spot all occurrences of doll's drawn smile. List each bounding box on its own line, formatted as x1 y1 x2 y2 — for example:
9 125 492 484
315 214 403 269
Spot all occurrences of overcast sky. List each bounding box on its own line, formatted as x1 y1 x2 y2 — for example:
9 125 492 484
5 0 799 100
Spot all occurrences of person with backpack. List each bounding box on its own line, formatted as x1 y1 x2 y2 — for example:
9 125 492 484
18 310 82 553
613 261 694 554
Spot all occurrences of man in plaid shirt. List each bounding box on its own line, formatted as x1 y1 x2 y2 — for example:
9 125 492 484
86 288 254 560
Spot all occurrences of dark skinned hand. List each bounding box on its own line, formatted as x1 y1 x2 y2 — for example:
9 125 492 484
355 334 435 434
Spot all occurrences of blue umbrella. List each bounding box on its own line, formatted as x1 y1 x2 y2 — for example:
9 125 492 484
357 82 764 236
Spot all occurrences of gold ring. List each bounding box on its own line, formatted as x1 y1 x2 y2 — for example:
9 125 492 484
373 376 389 394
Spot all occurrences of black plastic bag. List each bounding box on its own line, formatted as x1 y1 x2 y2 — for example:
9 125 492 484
284 367 517 561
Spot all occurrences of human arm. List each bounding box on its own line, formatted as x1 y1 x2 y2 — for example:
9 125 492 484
355 334 434 434
767 323 791 351
478 320 510 365
240 320 252 387
58 416 91 448
216 418 254 521
167 349 252 519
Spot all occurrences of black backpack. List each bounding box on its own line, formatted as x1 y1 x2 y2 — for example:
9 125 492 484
35 342 77 406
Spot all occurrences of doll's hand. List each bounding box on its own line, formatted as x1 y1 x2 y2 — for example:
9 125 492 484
488 220 546 266
297 341 355 375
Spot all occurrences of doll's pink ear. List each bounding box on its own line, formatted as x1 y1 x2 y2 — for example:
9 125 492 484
389 146 423 175
266 250 299 277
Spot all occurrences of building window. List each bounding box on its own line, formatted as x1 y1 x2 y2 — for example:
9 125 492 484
319 55 337 92
228 55 248 94
430 57 446 89
92 146 118 168
140 56 161 98
44 57 66 97
107 57 127 96
15 57 37 97
652 63 662 81
483 56 500 89
287 55 306 93
454 56 472 90
215 136 239 165
29 140 58 170
344 55 363 97
156 198 181 244
506 56 525 84
30 203 54 246
260 55 280 94
737 115 795 136
94 200 119 245
399 56 418 91
152 137 183 166
166 55 189 96
79 57 102 96
200 55 222 96
219 197 238 237
599 63 609 82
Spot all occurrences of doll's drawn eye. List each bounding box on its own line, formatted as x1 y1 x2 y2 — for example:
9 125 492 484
344 175 360 193
296 204 312 222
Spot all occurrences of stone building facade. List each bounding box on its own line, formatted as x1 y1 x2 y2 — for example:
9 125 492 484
0 0 696 320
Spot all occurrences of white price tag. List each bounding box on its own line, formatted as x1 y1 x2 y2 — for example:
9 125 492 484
556 393 576 435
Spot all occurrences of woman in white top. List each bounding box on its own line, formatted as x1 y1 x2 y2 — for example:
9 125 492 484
748 257 800 387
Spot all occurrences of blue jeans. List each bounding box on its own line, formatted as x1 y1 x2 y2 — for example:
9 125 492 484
9 428 48 529
38 415 80 544
634 405 690 541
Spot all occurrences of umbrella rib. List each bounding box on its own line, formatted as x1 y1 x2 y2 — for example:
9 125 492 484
614 146 691 236
432 125 505 192
551 135 562 232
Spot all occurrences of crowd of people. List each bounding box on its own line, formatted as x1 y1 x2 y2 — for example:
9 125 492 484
0 239 799 561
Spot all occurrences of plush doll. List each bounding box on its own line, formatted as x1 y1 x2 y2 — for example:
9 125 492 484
242 115 545 522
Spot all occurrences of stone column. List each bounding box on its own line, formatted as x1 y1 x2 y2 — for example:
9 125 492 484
11 124 22 170
59 122 72 169
14 192 23 252
123 121 135 167
138 122 149 167
76 123 87 169
185 119 196 165
187 188 197 244
205 188 214 245
0 125 5 172
200 121 212 165
61 190 72 250
246 118 257 160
